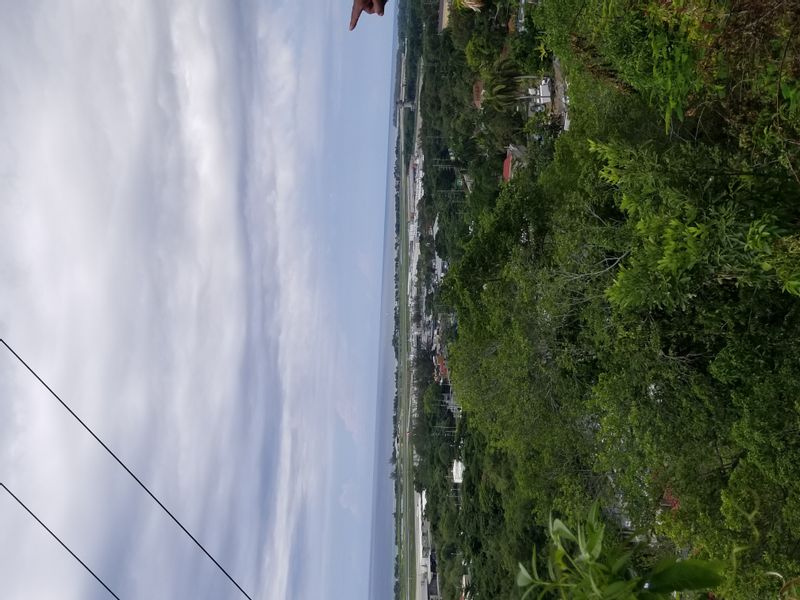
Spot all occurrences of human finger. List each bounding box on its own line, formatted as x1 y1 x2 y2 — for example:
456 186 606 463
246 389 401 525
350 0 364 30
349 0 377 29
373 0 386 16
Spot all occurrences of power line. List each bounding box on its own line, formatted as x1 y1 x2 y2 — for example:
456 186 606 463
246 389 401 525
0 339 253 600
0 482 120 599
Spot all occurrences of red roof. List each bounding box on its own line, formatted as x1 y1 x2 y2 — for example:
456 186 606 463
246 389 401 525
502 151 513 182
435 354 449 380
473 81 484 109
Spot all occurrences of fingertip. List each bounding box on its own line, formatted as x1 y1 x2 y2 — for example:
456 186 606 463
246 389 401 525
349 2 361 30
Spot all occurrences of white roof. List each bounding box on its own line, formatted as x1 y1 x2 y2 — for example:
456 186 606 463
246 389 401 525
452 460 465 483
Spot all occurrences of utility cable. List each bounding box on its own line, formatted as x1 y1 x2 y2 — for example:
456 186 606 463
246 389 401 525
0 482 121 599
0 339 253 600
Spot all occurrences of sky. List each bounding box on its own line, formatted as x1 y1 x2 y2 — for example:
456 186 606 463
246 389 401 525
0 1 396 599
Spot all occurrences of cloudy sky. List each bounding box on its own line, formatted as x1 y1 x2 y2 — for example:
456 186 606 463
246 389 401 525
0 1 395 599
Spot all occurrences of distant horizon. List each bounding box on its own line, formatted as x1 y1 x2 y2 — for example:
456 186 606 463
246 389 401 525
368 4 402 592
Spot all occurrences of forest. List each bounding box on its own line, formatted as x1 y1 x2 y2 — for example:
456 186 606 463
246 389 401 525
404 0 800 597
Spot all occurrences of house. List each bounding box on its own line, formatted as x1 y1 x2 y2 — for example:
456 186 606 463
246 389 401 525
527 77 552 105
472 80 484 109
452 460 465 484
433 353 449 383
502 144 527 182
502 150 514 182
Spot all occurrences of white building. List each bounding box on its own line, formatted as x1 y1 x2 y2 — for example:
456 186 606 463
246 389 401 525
452 460 465 484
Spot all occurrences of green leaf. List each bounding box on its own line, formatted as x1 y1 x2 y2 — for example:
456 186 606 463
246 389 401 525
517 562 534 587
530 545 540 580
610 551 632 574
547 549 557 580
587 501 600 525
645 559 724 593
587 523 604 561
520 585 536 600
551 518 576 542
577 523 588 558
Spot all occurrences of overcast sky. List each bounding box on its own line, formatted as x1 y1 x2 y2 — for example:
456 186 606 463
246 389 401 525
0 1 395 598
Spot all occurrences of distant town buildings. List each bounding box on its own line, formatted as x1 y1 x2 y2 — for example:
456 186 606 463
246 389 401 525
415 490 442 600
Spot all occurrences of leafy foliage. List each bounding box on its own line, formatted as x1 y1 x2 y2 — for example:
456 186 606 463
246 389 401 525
516 504 723 599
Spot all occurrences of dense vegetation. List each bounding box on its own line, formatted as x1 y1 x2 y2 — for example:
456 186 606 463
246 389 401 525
405 0 800 597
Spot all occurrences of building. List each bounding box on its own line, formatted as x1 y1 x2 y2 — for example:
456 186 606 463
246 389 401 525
472 80 484 109
452 460 465 484
433 353 449 383
502 150 514 182
502 145 527 182
524 77 552 107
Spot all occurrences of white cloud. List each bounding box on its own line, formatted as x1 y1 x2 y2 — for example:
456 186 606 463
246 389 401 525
0 1 381 599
